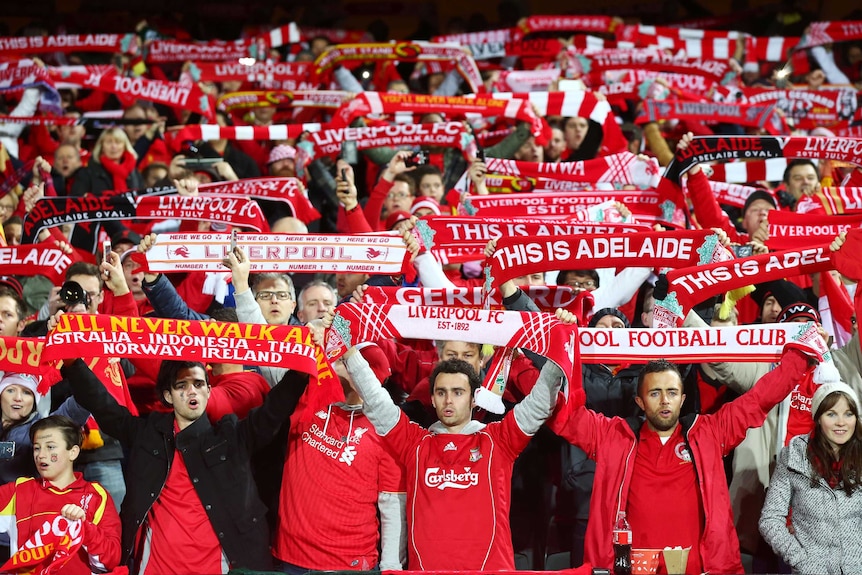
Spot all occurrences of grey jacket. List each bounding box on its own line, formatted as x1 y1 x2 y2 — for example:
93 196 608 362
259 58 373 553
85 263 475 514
759 435 862 575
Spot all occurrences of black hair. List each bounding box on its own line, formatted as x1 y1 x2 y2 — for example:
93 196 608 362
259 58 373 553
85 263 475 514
637 359 683 395
30 415 84 450
429 358 481 395
556 269 599 288
156 360 208 406
65 261 101 283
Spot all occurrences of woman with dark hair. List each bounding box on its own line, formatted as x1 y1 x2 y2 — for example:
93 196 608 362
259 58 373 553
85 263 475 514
759 382 862 574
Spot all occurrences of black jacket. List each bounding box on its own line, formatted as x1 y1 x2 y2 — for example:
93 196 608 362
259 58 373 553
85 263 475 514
63 359 308 571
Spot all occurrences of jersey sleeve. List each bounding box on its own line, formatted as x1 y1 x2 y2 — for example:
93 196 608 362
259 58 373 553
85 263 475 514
492 412 533 460
377 438 406 493
82 483 122 573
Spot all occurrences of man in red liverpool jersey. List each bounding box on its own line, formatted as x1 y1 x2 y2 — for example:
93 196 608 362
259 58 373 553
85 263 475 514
313 309 572 571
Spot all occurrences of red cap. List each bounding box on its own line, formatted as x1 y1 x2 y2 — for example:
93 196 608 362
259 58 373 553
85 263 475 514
0 276 23 299
356 343 391 383
384 210 412 230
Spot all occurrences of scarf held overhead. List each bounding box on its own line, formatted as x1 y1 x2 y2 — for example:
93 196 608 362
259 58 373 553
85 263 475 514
331 92 545 140
765 211 862 250
325 303 580 388
653 245 833 327
413 216 650 264
134 232 408 274
665 136 862 183
22 195 268 243
41 314 319 373
486 230 728 288
313 42 482 92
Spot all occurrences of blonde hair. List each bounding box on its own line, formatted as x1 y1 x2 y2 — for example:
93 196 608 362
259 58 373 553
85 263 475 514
92 128 137 161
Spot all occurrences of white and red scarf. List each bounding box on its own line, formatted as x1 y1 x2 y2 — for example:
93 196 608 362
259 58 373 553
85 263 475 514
707 158 789 184
217 90 351 113
143 24 296 63
331 91 546 140
682 178 770 209
0 245 80 284
164 123 320 149
304 121 467 160
766 210 862 250
797 21 862 49
449 190 682 225
133 232 408 274
511 15 618 41
666 136 862 183
743 87 861 131
361 285 592 316
0 33 136 55
2 515 85 575
796 187 862 215
49 65 214 120
485 152 662 189
576 49 731 85
188 60 312 86
23 195 268 243
479 91 628 153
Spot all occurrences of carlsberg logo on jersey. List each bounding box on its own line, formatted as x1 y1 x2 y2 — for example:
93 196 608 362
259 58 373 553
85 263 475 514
424 467 480 490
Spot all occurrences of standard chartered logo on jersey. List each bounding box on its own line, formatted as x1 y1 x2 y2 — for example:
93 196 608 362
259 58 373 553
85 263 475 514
424 467 480 490
301 423 368 466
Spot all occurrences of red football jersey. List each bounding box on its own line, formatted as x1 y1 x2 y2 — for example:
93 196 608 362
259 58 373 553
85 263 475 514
384 411 530 571
274 405 405 570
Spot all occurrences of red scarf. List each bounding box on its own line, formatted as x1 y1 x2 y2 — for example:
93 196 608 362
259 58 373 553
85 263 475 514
99 151 136 192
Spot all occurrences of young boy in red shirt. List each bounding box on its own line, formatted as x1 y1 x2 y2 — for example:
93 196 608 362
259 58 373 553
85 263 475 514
0 415 121 575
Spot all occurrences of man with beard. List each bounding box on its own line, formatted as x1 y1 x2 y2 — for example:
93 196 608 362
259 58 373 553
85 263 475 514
550 348 818 575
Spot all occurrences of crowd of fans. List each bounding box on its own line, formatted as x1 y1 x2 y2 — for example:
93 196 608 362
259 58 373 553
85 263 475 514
1 2 862 574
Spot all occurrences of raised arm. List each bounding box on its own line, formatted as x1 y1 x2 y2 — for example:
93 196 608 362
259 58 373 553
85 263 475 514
61 358 141 448
343 348 401 435
138 233 210 321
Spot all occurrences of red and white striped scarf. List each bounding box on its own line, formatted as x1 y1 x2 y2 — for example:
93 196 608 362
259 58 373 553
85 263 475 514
144 23 296 63
486 230 726 288
797 21 862 49
477 91 628 153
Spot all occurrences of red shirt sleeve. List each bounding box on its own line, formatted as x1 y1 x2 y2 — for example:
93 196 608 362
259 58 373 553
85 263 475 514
344 204 374 233
81 484 123 572
206 372 270 421
686 169 748 243
364 178 394 232
374 338 437 393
